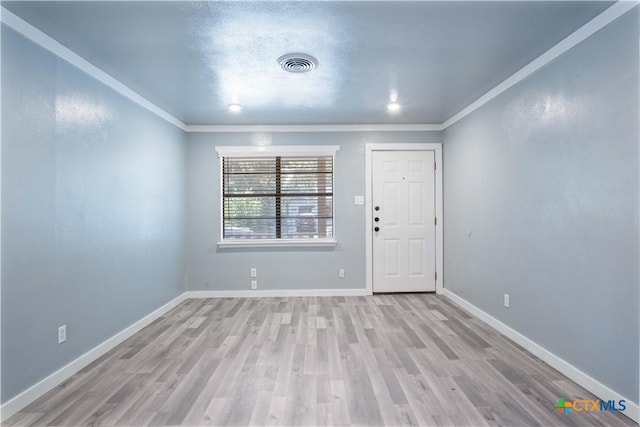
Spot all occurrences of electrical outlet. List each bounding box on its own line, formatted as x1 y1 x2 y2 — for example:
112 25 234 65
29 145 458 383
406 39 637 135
58 325 66 344
354 195 365 205
251 280 257 290
338 268 345 278
504 294 510 308
250 268 257 277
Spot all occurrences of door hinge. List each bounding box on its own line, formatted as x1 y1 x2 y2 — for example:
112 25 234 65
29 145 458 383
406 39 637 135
435 217 437 225
435 272 438 281
434 161 437 170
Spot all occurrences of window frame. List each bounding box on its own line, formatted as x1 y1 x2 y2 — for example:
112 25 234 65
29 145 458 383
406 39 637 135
216 145 339 248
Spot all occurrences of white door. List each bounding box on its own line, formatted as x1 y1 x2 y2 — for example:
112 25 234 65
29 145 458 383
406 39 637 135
372 150 436 293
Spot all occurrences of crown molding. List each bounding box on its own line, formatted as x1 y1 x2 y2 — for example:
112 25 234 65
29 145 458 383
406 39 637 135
0 7 187 131
2 2 637 134
441 1 639 130
186 124 444 132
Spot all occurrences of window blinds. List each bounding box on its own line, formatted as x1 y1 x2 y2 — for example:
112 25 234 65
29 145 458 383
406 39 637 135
222 156 334 240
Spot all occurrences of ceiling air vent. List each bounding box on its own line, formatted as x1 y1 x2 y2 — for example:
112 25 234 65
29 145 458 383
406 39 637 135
277 53 318 73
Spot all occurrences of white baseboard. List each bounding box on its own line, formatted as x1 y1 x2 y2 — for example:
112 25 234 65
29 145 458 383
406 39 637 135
187 288 370 298
7 288 634 424
442 289 639 423
0 292 188 422
0 288 369 421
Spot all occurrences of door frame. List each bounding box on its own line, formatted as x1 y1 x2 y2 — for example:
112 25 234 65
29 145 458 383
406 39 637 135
365 143 443 295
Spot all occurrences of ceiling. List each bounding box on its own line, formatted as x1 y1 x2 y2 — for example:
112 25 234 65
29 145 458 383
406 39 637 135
2 1 614 126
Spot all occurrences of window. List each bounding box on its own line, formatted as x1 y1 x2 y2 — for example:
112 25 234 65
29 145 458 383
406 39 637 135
216 146 338 247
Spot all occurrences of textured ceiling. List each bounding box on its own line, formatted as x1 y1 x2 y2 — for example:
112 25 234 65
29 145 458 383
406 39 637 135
3 1 614 125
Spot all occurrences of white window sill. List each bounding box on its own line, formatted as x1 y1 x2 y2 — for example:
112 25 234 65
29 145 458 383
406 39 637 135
217 239 338 248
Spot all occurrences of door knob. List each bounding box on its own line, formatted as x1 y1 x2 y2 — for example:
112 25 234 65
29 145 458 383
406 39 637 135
374 217 380 222
374 206 380 211
374 226 380 232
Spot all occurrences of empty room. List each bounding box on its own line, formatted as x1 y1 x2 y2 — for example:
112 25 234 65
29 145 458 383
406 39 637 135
1 1 638 426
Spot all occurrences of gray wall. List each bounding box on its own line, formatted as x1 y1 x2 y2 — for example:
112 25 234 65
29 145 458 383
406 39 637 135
1 27 187 402
186 131 441 292
442 9 639 404
3 1 637 412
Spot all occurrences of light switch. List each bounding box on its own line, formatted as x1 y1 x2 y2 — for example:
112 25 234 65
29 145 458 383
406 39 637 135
354 195 365 205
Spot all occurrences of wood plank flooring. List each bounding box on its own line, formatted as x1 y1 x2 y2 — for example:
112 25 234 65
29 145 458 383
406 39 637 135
5 295 635 426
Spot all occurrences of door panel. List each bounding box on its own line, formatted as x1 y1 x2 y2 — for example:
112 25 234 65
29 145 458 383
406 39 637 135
408 182 424 226
383 182 398 225
384 239 399 276
408 238 425 276
372 150 435 293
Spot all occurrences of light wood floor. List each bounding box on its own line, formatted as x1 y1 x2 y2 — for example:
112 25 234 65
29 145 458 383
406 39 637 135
6 295 635 426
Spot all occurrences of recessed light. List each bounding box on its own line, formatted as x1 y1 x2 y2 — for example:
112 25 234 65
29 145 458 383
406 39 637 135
387 102 401 113
228 103 242 113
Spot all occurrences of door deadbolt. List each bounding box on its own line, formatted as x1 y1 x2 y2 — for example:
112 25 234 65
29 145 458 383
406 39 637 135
374 226 380 232
374 217 380 222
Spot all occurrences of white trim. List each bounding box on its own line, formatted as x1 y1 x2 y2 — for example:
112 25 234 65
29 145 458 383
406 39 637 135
0 7 187 131
187 289 369 298
442 289 640 423
189 124 443 133
1 289 368 420
216 145 339 245
0 292 188 422
217 238 338 248
365 147 373 295
0 6 4 413
215 145 339 158
441 1 639 129
1 2 635 134
365 143 443 296
4 287 637 421
637 9 640 410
